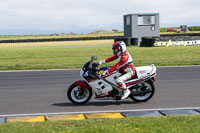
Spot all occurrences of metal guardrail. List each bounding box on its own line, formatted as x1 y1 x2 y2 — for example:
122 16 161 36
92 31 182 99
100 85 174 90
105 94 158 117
154 40 200 47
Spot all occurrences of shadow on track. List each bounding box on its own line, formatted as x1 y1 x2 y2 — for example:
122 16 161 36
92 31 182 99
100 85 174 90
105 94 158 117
52 100 140 107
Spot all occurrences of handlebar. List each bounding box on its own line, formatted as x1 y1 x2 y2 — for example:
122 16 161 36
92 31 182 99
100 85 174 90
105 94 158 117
92 62 99 68
91 63 106 79
91 62 99 75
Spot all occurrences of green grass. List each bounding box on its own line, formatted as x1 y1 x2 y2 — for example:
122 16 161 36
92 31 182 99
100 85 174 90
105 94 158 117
0 45 200 70
1 115 200 133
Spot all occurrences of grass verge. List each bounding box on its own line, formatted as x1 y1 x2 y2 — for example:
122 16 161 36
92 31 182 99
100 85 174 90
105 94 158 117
0 40 113 48
0 115 200 133
0 44 200 70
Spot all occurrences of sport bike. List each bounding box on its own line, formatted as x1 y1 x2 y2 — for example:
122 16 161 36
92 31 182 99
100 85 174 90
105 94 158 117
67 56 157 104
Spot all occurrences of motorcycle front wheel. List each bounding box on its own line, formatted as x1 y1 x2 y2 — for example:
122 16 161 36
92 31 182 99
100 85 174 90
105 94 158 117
129 80 155 102
67 84 92 104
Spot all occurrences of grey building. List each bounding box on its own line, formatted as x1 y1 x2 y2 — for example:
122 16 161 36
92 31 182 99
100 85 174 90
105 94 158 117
123 13 160 46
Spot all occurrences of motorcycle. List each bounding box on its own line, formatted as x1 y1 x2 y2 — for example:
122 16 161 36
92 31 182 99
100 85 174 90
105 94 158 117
67 56 157 104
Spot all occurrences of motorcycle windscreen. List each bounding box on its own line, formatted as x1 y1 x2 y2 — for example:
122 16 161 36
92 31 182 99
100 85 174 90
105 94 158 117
99 66 111 71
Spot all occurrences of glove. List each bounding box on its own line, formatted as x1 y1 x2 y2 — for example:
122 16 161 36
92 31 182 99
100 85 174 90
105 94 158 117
98 70 108 77
98 60 106 65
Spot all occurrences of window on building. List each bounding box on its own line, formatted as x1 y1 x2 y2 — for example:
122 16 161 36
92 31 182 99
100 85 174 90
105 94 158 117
126 16 131 26
150 16 155 24
137 15 156 25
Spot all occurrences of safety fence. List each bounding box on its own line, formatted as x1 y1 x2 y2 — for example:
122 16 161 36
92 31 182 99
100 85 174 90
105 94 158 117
154 40 200 47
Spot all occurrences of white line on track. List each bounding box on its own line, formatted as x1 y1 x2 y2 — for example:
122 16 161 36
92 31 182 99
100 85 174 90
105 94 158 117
1 107 200 117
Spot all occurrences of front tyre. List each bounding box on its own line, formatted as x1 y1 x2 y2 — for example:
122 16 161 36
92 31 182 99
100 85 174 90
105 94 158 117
129 80 155 102
67 84 92 104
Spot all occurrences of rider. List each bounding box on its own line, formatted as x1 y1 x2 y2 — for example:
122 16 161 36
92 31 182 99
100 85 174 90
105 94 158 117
98 41 135 99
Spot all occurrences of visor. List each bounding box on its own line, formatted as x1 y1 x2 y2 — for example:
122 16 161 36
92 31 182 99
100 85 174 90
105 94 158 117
113 49 118 55
112 43 120 50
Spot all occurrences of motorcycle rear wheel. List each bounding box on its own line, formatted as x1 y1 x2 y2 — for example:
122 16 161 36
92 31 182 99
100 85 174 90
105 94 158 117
67 84 92 104
129 80 155 102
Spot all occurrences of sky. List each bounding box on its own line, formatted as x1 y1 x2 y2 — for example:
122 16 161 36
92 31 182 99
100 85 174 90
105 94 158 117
0 0 200 35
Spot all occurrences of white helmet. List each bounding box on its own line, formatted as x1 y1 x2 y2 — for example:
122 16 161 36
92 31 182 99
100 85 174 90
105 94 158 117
112 41 127 56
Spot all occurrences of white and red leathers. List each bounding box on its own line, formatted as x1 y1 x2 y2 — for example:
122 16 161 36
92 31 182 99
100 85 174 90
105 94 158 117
98 41 135 99
104 51 135 90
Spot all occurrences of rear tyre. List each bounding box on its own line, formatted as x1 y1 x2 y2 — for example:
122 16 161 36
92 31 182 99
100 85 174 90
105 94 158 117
129 80 155 102
67 84 92 104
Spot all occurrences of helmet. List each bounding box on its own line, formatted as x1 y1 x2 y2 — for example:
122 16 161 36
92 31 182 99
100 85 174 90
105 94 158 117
112 41 126 56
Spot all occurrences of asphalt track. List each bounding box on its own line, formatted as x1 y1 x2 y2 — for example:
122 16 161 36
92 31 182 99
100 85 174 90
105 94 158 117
0 66 200 116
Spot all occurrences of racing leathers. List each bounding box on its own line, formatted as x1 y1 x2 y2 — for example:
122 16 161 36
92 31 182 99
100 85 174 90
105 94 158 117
99 51 135 99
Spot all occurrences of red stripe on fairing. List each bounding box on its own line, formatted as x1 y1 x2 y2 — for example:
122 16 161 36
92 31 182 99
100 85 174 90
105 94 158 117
125 73 156 86
126 78 143 86
86 78 99 82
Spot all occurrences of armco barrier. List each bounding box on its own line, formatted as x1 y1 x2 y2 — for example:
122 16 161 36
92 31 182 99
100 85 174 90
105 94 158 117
186 41 193 46
166 40 173 47
172 41 181 46
154 40 200 47
197 40 200 45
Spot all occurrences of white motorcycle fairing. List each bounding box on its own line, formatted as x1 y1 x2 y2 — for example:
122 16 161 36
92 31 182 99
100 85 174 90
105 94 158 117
80 64 156 99
67 56 157 104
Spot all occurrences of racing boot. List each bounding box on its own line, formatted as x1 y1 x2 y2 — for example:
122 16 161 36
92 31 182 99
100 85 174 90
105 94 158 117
121 88 131 100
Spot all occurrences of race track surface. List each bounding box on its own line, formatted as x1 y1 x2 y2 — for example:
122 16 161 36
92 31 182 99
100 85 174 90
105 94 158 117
0 66 200 116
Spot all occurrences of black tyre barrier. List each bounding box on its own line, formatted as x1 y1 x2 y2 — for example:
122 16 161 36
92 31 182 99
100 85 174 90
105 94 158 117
114 38 138 46
1 33 200 44
141 38 156 47
0 36 124 43
131 38 138 46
